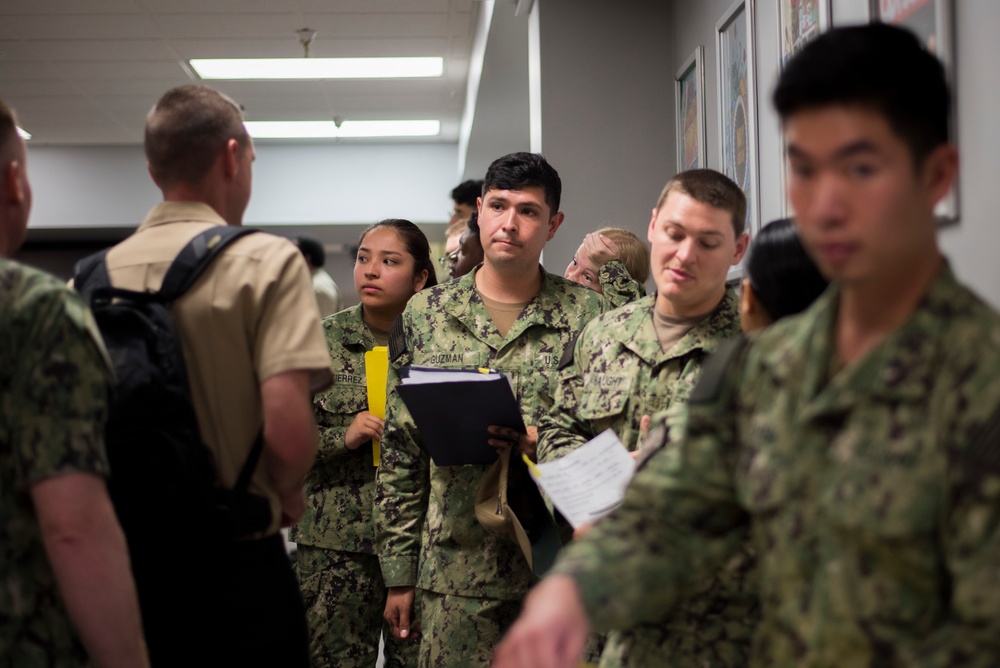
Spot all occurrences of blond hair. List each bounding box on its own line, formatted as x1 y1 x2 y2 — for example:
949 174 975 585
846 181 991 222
598 226 650 284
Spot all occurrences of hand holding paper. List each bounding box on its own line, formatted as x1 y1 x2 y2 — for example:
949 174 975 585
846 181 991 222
527 429 635 529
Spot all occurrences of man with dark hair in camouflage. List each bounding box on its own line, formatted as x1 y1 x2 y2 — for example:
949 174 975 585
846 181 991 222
376 152 602 666
0 98 149 667
538 168 752 668
496 23 1000 668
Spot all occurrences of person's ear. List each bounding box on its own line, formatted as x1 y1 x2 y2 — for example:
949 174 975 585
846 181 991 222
733 232 749 265
921 143 959 210
222 138 240 179
546 212 565 240
646 208 658 244
413 269 429 293
3 160 25 205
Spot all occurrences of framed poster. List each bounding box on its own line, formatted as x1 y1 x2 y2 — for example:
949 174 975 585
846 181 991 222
716 0 759 237
871 0 959 226
675 46 706 172
777 0 831 215
779 0 831 68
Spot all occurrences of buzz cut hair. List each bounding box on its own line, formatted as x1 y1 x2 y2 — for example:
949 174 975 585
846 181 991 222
655 169 747 237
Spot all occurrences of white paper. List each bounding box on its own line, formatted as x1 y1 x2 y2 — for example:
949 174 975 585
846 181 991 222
530 429 636 529
401 367 499 384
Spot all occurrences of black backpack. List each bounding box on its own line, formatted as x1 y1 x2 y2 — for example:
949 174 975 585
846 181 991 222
73 227 272 558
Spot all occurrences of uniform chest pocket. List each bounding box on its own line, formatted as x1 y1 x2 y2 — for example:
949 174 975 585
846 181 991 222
317 383 369 416
819 461 942 539
578 374 632 421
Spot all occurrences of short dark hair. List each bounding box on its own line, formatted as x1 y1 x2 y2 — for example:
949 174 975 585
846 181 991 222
483 152 562 216
359 219 438 289
294 235 325 267
451 179 484 207
656 169 747 237
145 85 249 187
773 23 949 166
746 218 828 321
466 210 480 237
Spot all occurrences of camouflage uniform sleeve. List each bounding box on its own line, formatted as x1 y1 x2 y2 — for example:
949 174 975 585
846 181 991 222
599 259 645 311
374 312 430 588
548 343 750 633
12 280 113 485
905 404 1000 666
537 330 597 463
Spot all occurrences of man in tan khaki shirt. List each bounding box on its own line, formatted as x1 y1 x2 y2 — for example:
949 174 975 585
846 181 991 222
102 85 332 667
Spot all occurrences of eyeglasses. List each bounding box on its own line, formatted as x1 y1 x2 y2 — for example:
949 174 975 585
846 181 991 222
438 249 459 267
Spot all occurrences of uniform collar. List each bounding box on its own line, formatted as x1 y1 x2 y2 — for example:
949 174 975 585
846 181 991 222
336 304 376 349
761 263 961 413
442 266 588 347
613 289 741 365
137 201 228 232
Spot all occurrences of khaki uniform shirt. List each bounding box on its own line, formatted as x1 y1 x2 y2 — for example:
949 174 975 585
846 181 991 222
291 305 380 553
554 265 1000 666
1 260 114 667
104 201 332 535
376 268 602 600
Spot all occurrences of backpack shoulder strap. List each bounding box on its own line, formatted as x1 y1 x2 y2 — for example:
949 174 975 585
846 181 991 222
158 226 259 302
73 250 112 301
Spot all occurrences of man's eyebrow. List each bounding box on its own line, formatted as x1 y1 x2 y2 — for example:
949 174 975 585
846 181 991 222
665 220 724 236
787 139 880 161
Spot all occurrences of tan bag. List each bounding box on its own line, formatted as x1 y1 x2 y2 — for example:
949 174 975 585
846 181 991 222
474 446 562 575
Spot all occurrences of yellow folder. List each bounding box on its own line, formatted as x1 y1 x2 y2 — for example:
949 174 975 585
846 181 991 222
365 346 389 467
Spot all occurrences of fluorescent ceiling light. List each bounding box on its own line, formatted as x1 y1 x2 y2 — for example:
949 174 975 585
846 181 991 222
190 57 443 80
17 126 31 140
244 120 441 139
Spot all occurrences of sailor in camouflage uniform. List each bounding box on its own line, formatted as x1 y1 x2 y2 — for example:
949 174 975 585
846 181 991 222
495 25 1000 668
293 219 436 668
375 153 602 667
538 169 753 668
0 98 148 667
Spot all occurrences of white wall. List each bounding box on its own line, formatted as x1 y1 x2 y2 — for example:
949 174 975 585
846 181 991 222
936 1 1000 309
27 142 460 230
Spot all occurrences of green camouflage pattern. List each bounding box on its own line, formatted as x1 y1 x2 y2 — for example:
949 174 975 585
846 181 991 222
291 304 379 553
295 545 417 668
375 267 602 602
598 259 646 310
537 289 754 667
554 264 1000 667
418 589 521 667
538 289 740 461
291 306 408 664
1 259 114 668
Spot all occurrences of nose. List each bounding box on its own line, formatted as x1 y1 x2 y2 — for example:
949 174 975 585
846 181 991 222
804 172 847 227
674 236 697 265
499 208 518 233
364 261 380 278
564 263 577 281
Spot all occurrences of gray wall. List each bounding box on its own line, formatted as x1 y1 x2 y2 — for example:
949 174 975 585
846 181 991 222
670 0 1000 308
531 0 674 285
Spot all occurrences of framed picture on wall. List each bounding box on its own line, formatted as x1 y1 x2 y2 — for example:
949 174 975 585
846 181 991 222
871 0 959 226
777 0 831 215
675 46 706 172
716 0 759 237
779 0 831 68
